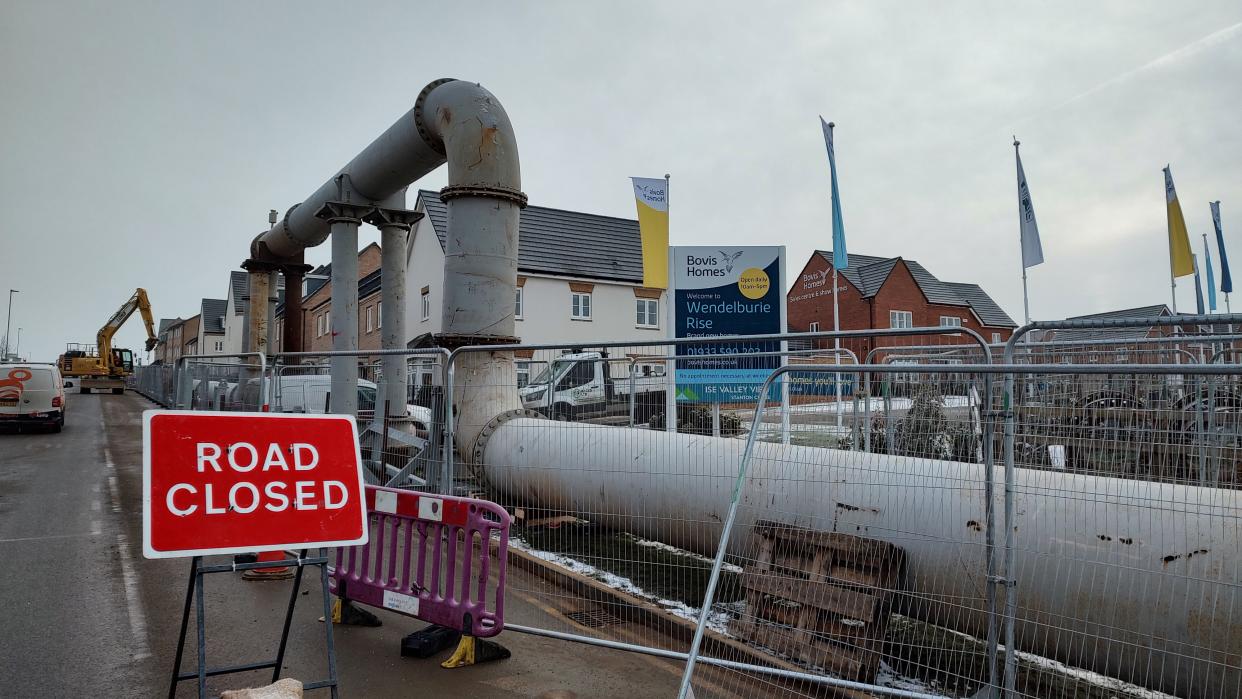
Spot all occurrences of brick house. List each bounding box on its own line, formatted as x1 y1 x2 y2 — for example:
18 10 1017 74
787 251 1016 356
274 242 383 360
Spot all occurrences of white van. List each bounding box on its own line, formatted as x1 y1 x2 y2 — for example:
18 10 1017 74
0 363 67 433
258 374 433 433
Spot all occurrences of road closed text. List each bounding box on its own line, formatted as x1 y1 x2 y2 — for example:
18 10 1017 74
163 442 350 516
143 411 368 558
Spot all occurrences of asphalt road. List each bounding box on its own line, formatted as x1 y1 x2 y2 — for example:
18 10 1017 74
0 392 696 698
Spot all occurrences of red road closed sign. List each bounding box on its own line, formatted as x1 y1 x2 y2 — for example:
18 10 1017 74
142 410 369 559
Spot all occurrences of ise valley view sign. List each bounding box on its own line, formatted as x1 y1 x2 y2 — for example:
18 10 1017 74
671 245 786 403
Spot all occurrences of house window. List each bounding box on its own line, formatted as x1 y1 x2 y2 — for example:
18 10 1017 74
515 287 524 320
377 301 382 329
316 314 324 337
636 298 658 328
516 362 530 388
421 290 430 321
809 321 821 333
214 340 223 351
939 316 962 328
572 292 592 320
366 305 374 332
890 310 913 329
992 332 1002 344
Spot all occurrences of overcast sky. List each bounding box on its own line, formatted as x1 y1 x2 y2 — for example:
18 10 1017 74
3 1 1240 362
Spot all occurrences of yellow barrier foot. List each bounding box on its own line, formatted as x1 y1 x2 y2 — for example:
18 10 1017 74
441 635 511 668
322 598 382 626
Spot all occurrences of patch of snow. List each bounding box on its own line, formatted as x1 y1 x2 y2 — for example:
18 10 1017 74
1008 648 1175 699
623 533 743 572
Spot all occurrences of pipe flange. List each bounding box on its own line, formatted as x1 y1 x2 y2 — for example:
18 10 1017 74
439 184 528 209
413 78 457 154
469 408 545 481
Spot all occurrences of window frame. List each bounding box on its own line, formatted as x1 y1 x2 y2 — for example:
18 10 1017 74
515 287 524 320
939 315 962 328
889 310 913 329
377 301 382 329
421 290 431 322
571 291 592 320
366 305 374 332
808 321 821 333
636 298 658 328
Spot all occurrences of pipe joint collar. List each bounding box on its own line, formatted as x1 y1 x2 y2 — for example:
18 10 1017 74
470 408 547 481
413 78 457 154
440 184 528 209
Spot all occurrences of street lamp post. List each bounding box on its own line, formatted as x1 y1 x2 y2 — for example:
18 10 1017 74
3 289 17 360
14 328 21 361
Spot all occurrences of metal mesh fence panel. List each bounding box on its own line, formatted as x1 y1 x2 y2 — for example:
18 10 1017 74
458 330 993 698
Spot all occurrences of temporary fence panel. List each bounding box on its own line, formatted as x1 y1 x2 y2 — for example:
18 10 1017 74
269 350 450 494
683 362 1241 698
452 328 994 698
328 485 510 637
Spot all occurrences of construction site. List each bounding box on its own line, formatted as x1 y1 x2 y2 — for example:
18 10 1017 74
3 5 1241 698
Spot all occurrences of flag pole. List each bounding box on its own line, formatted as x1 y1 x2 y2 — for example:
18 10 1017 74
1166 165 1179 314
828 122 843 432
663 173 676 434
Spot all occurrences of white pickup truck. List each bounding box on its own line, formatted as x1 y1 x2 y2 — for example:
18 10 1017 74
518 351 667 422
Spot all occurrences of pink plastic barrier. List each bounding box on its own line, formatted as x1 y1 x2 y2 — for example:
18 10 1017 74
328 485 510 637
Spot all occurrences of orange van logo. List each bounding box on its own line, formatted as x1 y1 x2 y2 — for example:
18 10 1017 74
0 368 32 402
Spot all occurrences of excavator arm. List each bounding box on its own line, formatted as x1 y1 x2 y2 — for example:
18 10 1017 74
97 288 158 372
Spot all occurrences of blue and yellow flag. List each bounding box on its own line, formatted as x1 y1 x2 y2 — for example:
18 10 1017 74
1164 166 1195 278
631 177 669 289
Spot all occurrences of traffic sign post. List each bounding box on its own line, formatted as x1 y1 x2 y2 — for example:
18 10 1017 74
144 410 368 698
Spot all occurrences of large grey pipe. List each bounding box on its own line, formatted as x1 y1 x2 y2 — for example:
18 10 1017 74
478 419 1239 697
249 79 523 433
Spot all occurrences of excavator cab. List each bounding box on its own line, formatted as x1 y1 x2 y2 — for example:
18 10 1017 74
113 349 134 374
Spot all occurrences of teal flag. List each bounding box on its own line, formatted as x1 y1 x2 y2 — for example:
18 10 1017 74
1205 237 1218 311
820 117 848 269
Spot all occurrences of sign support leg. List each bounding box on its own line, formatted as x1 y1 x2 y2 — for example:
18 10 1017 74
195 558 208 697
318 548 341 699
168 556 201 699
272 550 308 683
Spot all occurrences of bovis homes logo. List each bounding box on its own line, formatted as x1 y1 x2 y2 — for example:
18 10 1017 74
684 251 734 277
634 182 666 205
802 268 831 289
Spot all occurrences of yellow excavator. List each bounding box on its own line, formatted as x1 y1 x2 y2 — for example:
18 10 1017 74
60 288 158 394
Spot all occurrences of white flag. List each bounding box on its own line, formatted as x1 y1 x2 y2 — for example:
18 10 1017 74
1015 147 1044 268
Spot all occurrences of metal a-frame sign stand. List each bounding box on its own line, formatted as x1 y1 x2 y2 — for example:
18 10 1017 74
167 549 339 698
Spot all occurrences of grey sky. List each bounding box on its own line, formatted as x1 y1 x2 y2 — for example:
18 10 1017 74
3 1 1240 362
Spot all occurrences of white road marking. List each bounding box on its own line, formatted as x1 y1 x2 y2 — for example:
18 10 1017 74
0 532 98 544
99 403 151 660
107 475 122 514
114 529 152 660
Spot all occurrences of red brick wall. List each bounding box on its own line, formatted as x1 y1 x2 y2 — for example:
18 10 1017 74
786 253 1014 357
279 243 384 357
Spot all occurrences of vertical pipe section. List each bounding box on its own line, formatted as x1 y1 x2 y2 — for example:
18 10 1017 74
328 219 359 416
247 270 271 356
366 204 421 418
282 256 308 362
380 226 407 414
426 77 526 453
